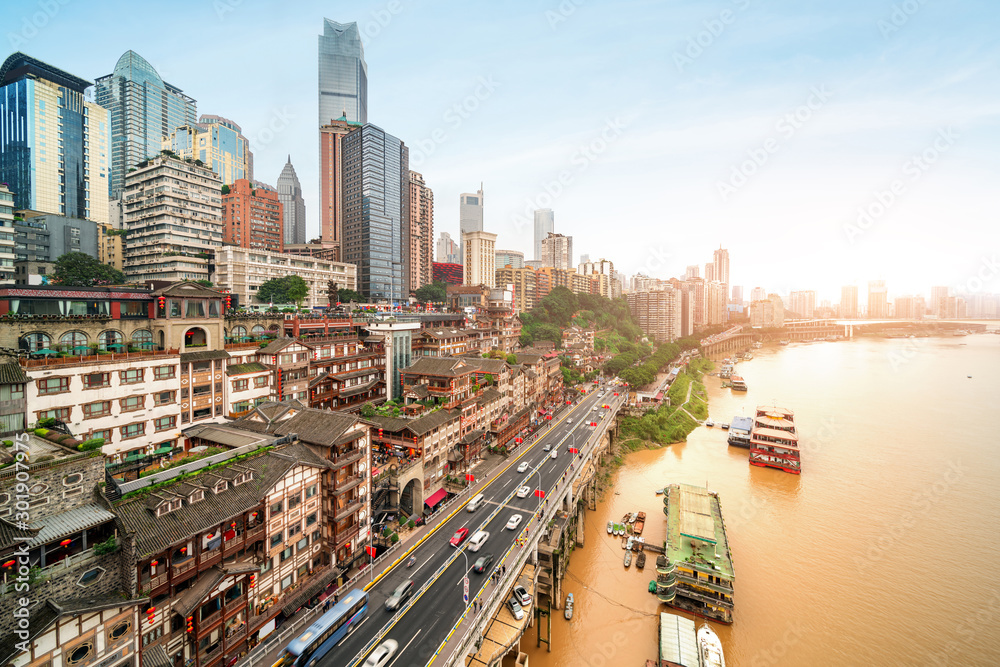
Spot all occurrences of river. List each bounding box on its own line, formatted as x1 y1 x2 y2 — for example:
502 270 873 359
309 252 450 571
509 331 1000 667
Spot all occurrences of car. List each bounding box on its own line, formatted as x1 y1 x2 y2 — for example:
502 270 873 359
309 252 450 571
517 461 529 473
507 597 524 621
473 553 494 573
543 444 551 452
567 418 573 424
468 530 490 552
450 527 470 547
516 485 530 498
550 449 558 459
512 584 532 607
385 580 414 611
506 514 523 530
363 639 399 667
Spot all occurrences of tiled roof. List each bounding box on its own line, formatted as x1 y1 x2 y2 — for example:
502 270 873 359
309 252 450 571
155 281 226 298
340 379 380 397
422 329 466 340
226 362 268 376
232 402 362 447
475 387 503 406
257 337 313 355
405 384 430 398
27 503 116 548
401 356 472 377
368 415 410 432
463 358 508 374
180 349 231 363
0 517 39 551
0 362 28 384
407 409 460 436
182 423 279 449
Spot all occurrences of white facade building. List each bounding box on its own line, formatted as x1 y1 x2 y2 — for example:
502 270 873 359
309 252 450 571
213 246 357 309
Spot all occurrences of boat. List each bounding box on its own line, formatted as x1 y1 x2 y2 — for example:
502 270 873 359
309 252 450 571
720 423 730 430
730 375 747 392
607 521 613 534
624 550 632 568
629 512 638 523
749 405 800 474
698 624 726 667
636 551 646 569
564 593 574 620
634 512 645 536
778 340 789 346
705 420 715 427
655 488 665 495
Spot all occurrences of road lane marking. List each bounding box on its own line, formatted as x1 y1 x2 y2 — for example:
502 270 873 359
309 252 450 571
387 629 422 667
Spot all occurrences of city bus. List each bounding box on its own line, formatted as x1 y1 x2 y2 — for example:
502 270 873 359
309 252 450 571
272 590 369 667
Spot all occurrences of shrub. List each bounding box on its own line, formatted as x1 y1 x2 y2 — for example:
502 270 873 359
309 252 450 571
407 519 415 529
77 438 105 452
390 532 399 544
2 440 12 448
94 536 119 556
37 417 56 428
34 428 49 437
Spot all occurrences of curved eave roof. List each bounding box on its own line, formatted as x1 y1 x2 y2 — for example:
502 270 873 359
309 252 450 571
0 52 91 92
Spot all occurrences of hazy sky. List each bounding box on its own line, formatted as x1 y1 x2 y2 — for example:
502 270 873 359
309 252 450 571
8 0 999 304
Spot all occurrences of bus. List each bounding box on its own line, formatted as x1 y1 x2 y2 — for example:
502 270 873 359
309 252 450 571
272 590 368 667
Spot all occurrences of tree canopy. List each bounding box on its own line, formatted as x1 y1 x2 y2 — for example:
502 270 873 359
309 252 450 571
333 287 363 304
53 253 126 287
256 275 309 305
414 281 448 303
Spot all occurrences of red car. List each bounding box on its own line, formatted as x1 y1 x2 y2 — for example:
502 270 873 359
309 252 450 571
450 527 470 547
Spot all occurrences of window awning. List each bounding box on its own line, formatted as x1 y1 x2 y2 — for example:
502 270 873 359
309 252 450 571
153 446 173 455
424 488 448 507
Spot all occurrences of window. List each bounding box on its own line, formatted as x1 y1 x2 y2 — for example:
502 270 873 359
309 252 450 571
120 368 143 384
83 401 111 419
233 379 248 391
254 376 269 388
280 547 292 563
261 556 273 573
288 494 301 510
296 537 308 552
154 390 175 406
120 395 144 412
108 619 131 643
63 473 83 486
281 574 293 590
37 377 69 395
20 332 51 353
154 416 176 432
121 422 145 439
270 532 282 548
305 512 317 527
192 360 212 372
186 301 205 318
169 300 181 317
37 407 70 421
67 642 94 665
59 331 88 350
288 524 301 539
122 301 146 317
76 567 105 587
154 365 175 380
98 330 123 351
232 400 251 413
83 372 109 388
208 301 220 318
305 484 317 499
230 326 247 340
270 500 282 516
132 329 153 347
142 626 164 647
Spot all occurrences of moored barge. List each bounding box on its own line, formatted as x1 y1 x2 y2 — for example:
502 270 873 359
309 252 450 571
749 406 800 474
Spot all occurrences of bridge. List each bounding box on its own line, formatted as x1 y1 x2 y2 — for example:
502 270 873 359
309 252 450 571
313 384 625 666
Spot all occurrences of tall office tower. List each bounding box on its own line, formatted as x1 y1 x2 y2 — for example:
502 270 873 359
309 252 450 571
495 249 525 269
713 246 730 289
437 231 459 264
627 288 683 343
95 50 197 199
687 277 706 326
533 208 554 261
685 265 700 280
123 155 222 282
0 53 110 223
458 187 483 264
731 285 743 304
867 280 888 318
319 118 358 252
222 179 283 253
706 281 728 325
408 171 434 291
704 262 715 283
930 285 950 318
0 185 14 283
789 290 817 318
540 232 573 270
318 20 367 125
463 230 497 288
578 253 590 265
751 286 766 302
342 124 408 301
840 285 859 318
163 114 252 185
277 156 307 245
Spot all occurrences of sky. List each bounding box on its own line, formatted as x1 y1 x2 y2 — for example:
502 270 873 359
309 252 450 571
7 0 1000 306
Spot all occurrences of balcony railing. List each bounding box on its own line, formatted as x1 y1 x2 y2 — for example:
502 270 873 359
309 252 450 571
20 348 179 369
331 476 362 497
334 500 364 522
332 449 365 467
333 525 360 548
172 558 196 577
246 524 266 542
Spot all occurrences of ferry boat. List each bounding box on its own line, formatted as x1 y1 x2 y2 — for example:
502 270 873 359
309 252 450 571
698 624 726 667
749 406 800 474
730 375 747 392
607 521 613 534
727 416 753 448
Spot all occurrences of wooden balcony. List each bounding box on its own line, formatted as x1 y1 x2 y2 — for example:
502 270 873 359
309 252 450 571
334 500 364 522
200 549 222 569
331 476 363 496
332 449 365 467
172 559 196 578
246 524 266 542
333 524 359 548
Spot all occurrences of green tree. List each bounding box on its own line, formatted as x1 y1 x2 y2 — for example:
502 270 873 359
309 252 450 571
334 288 363 304
506 353 518 365
53 252 126 287
194 279 214 287
414 281 448 303
221 184 230 195
256 275 309 306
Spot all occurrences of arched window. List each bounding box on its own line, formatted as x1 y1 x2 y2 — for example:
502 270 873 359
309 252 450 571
98 330 123 351
251 325 265 335
184 327 207 348
20 333 51 353
59 331 88 351
131 330 153 348
231 326 247 340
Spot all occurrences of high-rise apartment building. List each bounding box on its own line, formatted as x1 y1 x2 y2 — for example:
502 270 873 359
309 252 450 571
750 294 785 328
458 187 483 264
123 155 222 282
867 280 888 318
342 124 408 301
319 20 368 125
95 50 197 198
731 285 743 304
463 230 497 288
930 286 950 318
578 258 614 278
162 114 252 185
408 171 434 291
533 208 554 261
0 185 14 283
841 285 859 319
578 253 590 266
627 288 683 343
705 263 715 283
705 281 728 325
789 290 816 318
437 231 459 264
685 265 700 280
713 246 730 290
894 295 925 320
496 249 525 269
278 156 307 246
319 118 359 253
0 53 110 223
222 179 283 252
751 286 766 302
541 232 573 270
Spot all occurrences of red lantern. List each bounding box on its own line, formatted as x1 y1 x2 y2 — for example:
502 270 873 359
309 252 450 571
231 522 237 528
180 547 187 554
150 559 159 567
60 539 72 547
186 615 194 633
158 296 166 309
248 574 256 590
2 560 14 568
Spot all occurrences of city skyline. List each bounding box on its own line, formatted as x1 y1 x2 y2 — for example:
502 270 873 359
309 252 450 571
4 1 998 301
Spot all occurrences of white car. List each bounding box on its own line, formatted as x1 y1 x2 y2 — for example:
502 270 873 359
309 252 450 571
506 514 523 530
364 639 399 667
517 461 529 473
516 485 530 498
507 597 524 621
550 449 558 459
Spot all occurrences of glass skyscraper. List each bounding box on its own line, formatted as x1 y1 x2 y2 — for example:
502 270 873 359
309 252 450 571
0 53 109 223
533 208 554 261
318 20 368 126
342 124 408 301
94 50 196 198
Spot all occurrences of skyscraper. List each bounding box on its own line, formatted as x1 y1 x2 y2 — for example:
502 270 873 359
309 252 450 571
930 286 950 318
463 230 496 288
163 114 252 185
342 124 408 301
408 171 434 291
0 52 110 222
222 179 283 253
95 50 197 199
685 265 700 280
458 187 483 264
750 286 766 302
533 208 554 261
319 118 358 252
731 285 743 304
540 232 573 270
867 280 888 319
318 20 368 126
277 156 306 245
789 290 816 318
841 285 859 319
578 253 590 266
713 246 730 290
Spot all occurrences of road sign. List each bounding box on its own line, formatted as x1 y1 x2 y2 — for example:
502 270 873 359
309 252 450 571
463 576 469 604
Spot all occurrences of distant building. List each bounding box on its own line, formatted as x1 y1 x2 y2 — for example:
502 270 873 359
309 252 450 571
713 246 730 291
867 280 888 318
533 209 554 261
750 294 785 328
685 265 700 280
437 231 460 264
409 171 434 291
788 290 816 318
578 253 590 265
540 232 573 270
840 285 859 319
98 223 124 271
627 288 683 342
319 19 367 125
930 286 950 318
278 155 307 245
463 230 497 288
731 285 743 304
162 114 252 185
750 286 766 303
319 118 359 253
0 52 110 223
495 249 525 269
13 212 99 263
95 50 197 199
222 178 283 252
894 295 925 319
